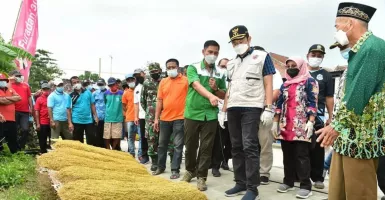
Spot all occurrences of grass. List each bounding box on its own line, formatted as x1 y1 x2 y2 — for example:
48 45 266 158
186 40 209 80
0 145 57 200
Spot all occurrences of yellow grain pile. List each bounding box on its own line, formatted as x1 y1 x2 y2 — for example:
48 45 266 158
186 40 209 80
38 141 208 200
57 166 165 184
58 180 207 200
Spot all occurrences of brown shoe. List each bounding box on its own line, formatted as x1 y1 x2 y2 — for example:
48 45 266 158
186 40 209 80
181 171 196 182
197 178 207 191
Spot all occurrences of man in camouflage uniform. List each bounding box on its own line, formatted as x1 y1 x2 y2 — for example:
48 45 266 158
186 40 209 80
141 62 174 171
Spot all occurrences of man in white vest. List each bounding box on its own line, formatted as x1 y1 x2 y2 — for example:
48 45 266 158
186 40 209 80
223 25 275 200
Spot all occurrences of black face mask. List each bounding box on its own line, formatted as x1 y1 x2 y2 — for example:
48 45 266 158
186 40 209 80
135 76 144 85
151 73 160 80
287 68 300 78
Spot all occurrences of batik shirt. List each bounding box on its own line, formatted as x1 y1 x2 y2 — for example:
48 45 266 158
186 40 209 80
332 31 385 159
275 78 319 142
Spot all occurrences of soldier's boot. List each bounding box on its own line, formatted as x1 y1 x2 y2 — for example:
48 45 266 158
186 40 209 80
150 155 158 171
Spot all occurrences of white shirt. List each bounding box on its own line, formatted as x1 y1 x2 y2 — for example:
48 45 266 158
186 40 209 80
273 73 283 90
134 83 146 119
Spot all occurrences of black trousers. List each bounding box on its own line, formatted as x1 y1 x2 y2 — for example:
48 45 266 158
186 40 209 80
211 122 232 169
0 121 18 153
139 119 148 158
377 156 385 195
38 125 51 153
281 140 312 191
309 123 325 182
95 120 105 148
228 107 262 193
73 123 94 145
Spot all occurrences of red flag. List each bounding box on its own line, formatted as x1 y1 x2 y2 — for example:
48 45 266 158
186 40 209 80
11 0 39 83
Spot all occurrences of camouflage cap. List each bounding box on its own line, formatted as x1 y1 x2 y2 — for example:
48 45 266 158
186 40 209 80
147 62 161 72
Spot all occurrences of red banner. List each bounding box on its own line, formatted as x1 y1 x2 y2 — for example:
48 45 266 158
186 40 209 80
11 0 39 83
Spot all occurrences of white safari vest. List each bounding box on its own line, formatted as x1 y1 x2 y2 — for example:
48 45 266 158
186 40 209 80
227 50 267 109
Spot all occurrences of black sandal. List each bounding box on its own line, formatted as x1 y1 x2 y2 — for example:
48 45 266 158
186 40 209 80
170 171 180 179
152 168 165 175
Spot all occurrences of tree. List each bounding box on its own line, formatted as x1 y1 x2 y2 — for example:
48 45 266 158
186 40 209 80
79 71 99 82
0 33 35 73
29 49 64 91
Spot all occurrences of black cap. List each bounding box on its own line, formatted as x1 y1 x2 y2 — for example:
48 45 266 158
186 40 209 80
9 70 21 76
337 2 376 23
228 25 248 43
97 78 105 84
329 42 340 49
41 83 50 89
308 44 326 54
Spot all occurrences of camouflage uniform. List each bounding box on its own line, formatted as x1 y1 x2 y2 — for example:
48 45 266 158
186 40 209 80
141 63 174 165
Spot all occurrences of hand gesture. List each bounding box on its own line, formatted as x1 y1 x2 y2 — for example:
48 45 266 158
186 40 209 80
209 78 218 91
208 95 220 107
0 113 5 123
260 109 274 126
154 119 160 132
316 125 339 148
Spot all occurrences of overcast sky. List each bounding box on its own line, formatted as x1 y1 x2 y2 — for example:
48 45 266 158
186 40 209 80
1 0 384 80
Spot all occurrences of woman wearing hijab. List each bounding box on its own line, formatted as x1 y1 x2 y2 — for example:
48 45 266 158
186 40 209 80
271 57 319 199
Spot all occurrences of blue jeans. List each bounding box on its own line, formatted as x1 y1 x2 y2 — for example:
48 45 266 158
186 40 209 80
127 122 142 157
158 120 184 172
324 151 333 170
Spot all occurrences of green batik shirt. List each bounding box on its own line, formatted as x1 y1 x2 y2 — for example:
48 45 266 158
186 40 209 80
140 77 162 123
184 60 227 121
332 31 385 159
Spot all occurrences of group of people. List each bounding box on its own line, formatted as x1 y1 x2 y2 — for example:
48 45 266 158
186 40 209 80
0 2 384 200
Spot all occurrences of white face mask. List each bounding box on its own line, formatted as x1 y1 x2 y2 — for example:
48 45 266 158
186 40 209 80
15 77 22 83
334 30 349 46
219 68 227 77
340 48 351 60
99 86 106 90
204 55 217 65
128 82 136 88
308 57 323 68
167 69 178 78
73 83 82 90
0 81 7 88
234 44 249 55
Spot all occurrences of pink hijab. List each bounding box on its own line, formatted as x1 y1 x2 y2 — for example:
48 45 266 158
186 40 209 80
284 56 311 87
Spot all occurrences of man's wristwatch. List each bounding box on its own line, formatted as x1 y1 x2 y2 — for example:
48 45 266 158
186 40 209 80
265 104 273 109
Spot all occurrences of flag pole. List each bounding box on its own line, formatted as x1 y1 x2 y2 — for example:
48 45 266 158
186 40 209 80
11 0 24 41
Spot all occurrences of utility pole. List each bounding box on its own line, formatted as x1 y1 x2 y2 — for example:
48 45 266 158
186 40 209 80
98 58 101 77
109 55 113 77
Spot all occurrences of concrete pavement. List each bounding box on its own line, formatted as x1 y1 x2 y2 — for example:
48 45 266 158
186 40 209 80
121 141 383 200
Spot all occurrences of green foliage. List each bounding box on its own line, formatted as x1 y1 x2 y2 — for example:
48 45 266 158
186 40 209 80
79 70 99 82
29 49 64 91
0 40 35 73
0 145 35 189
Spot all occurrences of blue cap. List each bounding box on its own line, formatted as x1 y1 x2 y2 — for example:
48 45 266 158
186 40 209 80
107 77 117 85
125 73 135 79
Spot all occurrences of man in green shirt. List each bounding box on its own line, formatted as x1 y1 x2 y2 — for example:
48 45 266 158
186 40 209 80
181 40 226 191
316 2 385 199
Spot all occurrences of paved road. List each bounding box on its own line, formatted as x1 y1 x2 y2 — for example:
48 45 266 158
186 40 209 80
121 141 383 200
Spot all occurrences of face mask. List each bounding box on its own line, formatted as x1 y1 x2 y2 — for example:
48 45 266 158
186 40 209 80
340 48 351 60
167 69 178 78
20 76 24 82
56 87 64 93
128 82 136 88
334 30 349 46
308 57 323 68
234 44 249 55
0 81 7 88
87 85 93 91
204 55 217 65
136 76 144 85
151 73 160 80
287 68 300 78
73 83 82 91
99 86 106 90
219 68 228 77
15 77 22 83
